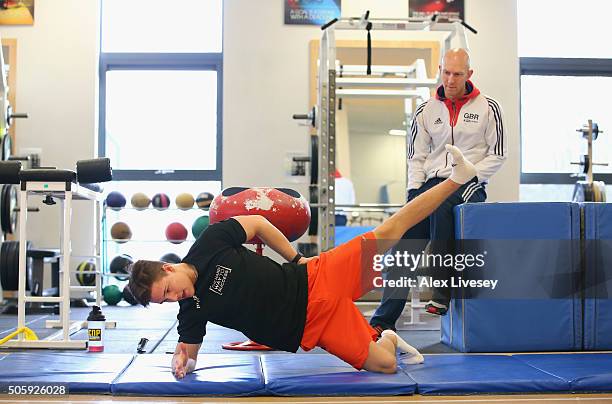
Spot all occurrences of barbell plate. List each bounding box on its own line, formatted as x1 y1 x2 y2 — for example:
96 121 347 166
6 241 17 291
8 241 16 291
0 185 8 234
310 135 318 185
1 134 11 161
7 185 17 234
593 181 607 202
0 242 8 290
308 185 318 236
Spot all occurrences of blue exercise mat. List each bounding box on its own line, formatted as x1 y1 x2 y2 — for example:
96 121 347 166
111 354 265 396
515 353 612 392
261 354 416 396
0 352 134 394
403 354 569 395
583 203 612 350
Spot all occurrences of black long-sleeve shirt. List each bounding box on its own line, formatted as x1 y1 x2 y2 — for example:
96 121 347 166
177 218 308 352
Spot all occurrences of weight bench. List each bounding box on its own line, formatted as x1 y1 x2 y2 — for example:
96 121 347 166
0 158 112 349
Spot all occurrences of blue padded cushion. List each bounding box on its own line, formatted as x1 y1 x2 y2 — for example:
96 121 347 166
444 202 582 352
334 226 374 246
455 202 579 239
403 355 569 395
111 354 265 396
583 203 612 349
0 352 134 394
515 353 612 392
261 354 416 396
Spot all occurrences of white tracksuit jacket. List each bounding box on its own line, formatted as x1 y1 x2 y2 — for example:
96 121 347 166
407 81 507 191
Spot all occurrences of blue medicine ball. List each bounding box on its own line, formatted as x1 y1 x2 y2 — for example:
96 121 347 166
160 253 181 263
106 191 126 209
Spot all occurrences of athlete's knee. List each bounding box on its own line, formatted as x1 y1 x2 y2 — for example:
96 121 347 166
378 354 398 373
373 353 397 374
363 348 397 373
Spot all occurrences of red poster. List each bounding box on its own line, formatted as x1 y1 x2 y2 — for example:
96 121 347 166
410 0 464 21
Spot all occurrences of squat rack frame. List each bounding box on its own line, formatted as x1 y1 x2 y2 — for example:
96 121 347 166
313 12 474 251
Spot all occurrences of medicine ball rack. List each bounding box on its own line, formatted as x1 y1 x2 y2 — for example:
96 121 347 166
100 202 211 292
294 11 474 251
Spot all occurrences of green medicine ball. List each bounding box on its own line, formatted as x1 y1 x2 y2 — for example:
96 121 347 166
102 284 123 305
131 192 151 210
192 215 210 239
175 192 195 210
76 260 96 286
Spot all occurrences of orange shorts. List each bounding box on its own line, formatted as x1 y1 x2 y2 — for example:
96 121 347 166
300 231 380 369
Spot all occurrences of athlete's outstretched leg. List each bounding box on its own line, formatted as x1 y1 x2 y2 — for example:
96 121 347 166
373 145 477 253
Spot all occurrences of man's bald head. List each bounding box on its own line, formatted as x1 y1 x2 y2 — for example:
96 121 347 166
439 48 473 99
443 48 471 71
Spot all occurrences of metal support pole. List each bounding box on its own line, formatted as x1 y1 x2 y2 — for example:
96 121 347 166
94 200 102 306
16 187 28 341
318 26 338 251
587 119 594 184
325 69 336 250
61 191 73 340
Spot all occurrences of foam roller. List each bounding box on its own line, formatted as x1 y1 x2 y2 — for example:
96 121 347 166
76 158 112 184
0 161 22 184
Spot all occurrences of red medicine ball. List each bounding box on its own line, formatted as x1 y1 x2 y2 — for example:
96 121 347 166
165 222 188 244
209 187 310 244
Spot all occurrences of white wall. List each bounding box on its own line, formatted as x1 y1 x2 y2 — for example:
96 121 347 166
222 0 317 195
0 0 99 254
465 0 519 201
0 0 519 254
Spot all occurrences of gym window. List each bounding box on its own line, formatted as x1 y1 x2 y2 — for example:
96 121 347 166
518 0 612 185
98 0 223 182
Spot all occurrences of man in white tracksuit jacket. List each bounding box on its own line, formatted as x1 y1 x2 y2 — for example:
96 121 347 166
371 48 507 332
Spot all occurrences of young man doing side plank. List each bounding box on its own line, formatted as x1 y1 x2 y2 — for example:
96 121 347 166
128 145 476 377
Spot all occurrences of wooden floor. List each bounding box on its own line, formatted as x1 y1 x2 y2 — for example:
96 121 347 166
2 393 612 403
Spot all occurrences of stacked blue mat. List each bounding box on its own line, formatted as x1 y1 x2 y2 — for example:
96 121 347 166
583 202 612 350
444 202 582 352
0 351 611 395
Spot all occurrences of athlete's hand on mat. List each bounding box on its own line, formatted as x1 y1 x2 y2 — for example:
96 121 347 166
172 342 189 379
298 256 318 265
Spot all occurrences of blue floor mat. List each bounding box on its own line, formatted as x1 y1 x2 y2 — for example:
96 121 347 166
262 353 416 396
515 353 612 392
111 353 265 396
402 354 570 395
0 352 134 394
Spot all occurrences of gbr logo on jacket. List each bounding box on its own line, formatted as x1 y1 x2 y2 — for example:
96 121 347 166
463 113 479 123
